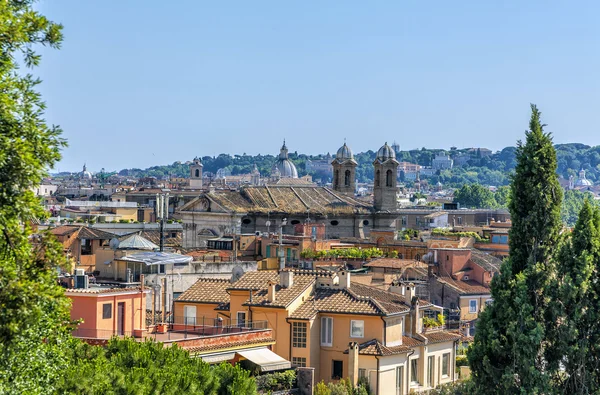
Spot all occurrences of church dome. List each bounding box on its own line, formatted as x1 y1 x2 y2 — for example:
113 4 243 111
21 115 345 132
575 169 593 187
80 164 92 180
336 143 354 160
376 142 396 161
272 140 298 178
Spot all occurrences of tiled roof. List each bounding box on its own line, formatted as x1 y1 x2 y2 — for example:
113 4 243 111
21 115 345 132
182 336 275 354
436 276 490 295
182 186 372 215
49 225 116 240
78 227 118 240
140 230 182 248
348 283 411 315
364 259 428 270
344 338 423 356
247 275 315 308
422 331 462 344
227 270 279 291
289 287 382 320
469 249 502 273
66 286 145 294
176 278 231 304
49 225 80 237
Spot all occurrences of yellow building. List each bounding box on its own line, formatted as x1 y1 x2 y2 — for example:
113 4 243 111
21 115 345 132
175 270 460 394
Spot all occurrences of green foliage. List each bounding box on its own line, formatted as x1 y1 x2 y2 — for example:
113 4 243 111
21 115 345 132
468 105 563 394
255 369 296 393
561 189 598 226
429 380 475 395
316 381 331 395
58 338 257 395
453 183 498 208
300 247 383 260
423 313 445 328
0 1 74 393
545 199 600 393
386 250 399 258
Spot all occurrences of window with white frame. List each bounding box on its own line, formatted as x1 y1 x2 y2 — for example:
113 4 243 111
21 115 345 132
237 311 246 327
321 317 333 346
292 322 307 348
442 353 450 377
350 320 364 338
184 305 196 325
410 359 419 385
469 299 477 313
291 357 306 367
396 366 404 394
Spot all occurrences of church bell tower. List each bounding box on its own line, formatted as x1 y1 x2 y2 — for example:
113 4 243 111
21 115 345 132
373 142 399 211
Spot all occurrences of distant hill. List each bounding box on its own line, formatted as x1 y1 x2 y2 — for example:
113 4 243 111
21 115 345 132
118 143 600 188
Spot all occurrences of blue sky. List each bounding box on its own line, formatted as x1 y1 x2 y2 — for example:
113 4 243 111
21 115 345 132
36 0 600 172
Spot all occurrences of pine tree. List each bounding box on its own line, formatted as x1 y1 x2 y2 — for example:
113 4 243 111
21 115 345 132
468 105 563 394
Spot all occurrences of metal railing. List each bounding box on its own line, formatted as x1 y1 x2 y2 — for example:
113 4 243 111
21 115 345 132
72 328 135 339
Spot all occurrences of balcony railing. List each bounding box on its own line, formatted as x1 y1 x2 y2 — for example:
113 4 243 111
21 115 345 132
72 317 269 341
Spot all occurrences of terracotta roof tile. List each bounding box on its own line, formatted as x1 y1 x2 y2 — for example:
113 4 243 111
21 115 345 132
227 270 279 291
348 282 411 315
469 249 502 273
182 336 275 353
176 278 231 304
364 259 428 270
182 186 372 215
66 286 146 294
344 338 420 356
247 275 315 308
422 331 462 344
436 276 490 295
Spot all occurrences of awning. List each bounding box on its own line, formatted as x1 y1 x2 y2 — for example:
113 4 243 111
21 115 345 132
237 348 291 372
119 252 193 265
201 352 236 363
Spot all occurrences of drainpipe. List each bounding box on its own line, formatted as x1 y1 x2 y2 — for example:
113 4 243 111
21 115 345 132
375 355 380 395
380 316 386 345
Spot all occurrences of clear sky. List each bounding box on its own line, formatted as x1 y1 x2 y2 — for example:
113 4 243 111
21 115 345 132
36 0 600 172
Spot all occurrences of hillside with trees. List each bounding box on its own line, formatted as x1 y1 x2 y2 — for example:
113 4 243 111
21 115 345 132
119 143 600 188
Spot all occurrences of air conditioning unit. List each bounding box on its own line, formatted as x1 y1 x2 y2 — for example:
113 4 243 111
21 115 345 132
75 268 85 276
75 275 89 289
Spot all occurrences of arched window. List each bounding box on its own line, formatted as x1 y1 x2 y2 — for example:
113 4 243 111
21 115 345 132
375 170 381 187
195 169 200 178
344 170 351 186
386 169 393 187
334 170 339 187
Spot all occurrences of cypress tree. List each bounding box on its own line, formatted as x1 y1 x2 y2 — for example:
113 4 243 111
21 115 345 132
468 105 563 394
548 200 600 393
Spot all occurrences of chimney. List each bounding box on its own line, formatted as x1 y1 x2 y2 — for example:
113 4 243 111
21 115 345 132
280 270 294 289
389 282 405 295
338 270 351 289
348 342 359 387
267 280 277 302
406 283 421 335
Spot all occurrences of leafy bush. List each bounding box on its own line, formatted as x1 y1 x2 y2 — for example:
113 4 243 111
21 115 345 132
119 219 129 223
58 338 257 394
255 369 296 393
301 247 384 260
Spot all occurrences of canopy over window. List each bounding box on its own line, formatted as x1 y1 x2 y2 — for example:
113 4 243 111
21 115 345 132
237 348 291 372
119 251 192 266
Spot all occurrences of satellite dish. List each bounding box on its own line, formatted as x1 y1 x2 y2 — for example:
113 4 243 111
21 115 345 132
231 265 244 283
109 238 120 250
